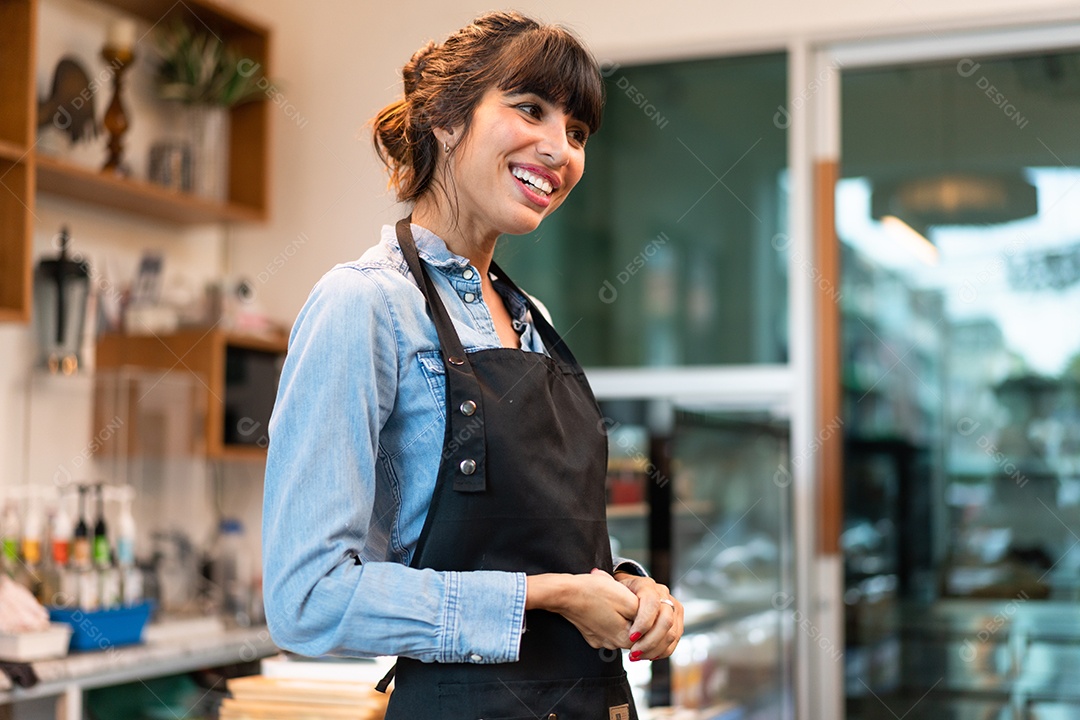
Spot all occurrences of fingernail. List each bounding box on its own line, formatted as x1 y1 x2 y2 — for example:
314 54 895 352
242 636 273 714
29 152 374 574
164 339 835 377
629 651 642 661
629 632 642 642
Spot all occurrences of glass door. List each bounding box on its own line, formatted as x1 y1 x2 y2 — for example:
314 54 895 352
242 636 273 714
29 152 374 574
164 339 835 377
835 41 1080 720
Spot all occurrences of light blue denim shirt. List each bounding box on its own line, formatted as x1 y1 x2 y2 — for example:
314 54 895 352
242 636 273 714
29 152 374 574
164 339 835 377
264 223 569 664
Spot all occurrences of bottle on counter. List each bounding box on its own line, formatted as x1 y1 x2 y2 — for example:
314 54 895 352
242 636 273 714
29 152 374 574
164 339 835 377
19 494 43 598
92 483 110 569
1 499 20 577
115 486 136 569
72 485 91 570
56 564 79 608
44 495 78 607
50 496 72 565
116 488 143 606
103 484 142 606
77 567 100 612
121 565 143 606
99 562 121 609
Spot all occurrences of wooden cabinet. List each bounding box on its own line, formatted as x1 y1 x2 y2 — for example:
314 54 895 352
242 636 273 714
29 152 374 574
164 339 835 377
0 0 37 322
96 328 287 460
0 0 272 321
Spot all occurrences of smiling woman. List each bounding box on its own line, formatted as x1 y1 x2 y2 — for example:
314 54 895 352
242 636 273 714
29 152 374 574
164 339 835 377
262 10 682 720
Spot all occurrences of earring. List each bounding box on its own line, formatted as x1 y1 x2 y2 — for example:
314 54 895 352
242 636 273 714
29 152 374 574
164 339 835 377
444 141 450 154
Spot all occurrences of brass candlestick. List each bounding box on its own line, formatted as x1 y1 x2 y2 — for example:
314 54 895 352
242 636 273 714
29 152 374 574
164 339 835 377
101 46 134 174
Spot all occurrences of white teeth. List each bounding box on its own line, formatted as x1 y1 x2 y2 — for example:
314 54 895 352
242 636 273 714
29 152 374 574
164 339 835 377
511 167 553 196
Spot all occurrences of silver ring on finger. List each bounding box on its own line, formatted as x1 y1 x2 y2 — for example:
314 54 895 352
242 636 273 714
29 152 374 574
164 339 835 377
660 598 675 609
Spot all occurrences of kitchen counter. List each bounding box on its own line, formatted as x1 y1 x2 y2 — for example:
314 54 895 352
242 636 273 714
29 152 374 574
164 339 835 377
0 620 277 717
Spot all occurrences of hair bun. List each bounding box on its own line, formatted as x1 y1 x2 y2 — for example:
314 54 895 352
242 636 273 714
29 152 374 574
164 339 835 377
403 40 438 96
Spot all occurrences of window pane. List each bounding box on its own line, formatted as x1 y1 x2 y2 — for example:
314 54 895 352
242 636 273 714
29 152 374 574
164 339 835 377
497 53 789 367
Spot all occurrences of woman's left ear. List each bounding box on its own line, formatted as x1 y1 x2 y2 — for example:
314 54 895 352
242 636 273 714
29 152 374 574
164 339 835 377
433 127 458 153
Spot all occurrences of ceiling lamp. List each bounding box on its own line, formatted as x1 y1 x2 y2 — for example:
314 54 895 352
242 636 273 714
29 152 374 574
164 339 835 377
871 172 1038 229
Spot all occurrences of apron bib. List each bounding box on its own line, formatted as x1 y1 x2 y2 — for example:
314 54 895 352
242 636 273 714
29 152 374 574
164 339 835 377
383 218 637 719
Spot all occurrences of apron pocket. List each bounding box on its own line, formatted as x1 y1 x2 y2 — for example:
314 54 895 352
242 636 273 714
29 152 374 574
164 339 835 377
437 672 636 719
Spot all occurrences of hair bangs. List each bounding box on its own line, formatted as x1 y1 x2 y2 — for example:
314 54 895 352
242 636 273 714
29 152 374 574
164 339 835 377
494 28 605 133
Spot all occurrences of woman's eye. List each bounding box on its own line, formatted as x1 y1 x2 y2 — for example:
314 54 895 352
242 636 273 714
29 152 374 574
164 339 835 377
569 129 588 146
518 103 542 119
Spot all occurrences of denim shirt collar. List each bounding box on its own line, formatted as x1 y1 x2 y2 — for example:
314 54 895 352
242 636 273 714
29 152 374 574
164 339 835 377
382 223 471 270
380 223 538 339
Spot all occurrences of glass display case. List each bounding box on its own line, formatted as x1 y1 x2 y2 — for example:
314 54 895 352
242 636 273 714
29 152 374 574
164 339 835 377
600 399 794 718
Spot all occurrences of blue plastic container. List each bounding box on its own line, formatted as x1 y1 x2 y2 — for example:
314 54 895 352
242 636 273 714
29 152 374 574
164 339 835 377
48 601 154 652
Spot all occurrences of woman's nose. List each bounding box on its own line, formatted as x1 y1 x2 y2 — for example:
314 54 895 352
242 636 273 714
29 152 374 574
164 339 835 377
535 120 571 167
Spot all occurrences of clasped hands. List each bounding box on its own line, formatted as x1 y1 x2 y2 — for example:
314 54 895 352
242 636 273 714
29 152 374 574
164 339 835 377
525 569 684 661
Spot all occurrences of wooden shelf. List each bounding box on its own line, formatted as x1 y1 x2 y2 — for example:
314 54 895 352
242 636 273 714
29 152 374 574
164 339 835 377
0 0 35 321
99 0 270 37
36 155 264 224
218 444 272 462
0 156 32 322
0 307 27 323
0 139 28 162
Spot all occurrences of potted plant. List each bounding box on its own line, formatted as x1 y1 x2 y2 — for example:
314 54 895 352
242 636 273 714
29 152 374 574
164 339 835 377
152 22 266 200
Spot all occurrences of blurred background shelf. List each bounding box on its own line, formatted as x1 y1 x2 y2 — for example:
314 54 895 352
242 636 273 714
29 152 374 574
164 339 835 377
36 155 265 224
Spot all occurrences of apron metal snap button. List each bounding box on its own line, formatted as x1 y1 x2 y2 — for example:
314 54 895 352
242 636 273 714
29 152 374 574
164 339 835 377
459 459 477 475
448 356 465 365
460 400 477 416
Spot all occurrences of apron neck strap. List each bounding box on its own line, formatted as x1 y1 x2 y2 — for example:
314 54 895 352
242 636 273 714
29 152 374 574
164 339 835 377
395 216 471 367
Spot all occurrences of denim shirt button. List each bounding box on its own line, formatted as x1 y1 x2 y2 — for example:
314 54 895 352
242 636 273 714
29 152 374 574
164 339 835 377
463 292 476 303
462 268 475 280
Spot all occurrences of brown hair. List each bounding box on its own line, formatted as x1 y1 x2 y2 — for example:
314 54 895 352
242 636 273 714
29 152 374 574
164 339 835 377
371 11 604 203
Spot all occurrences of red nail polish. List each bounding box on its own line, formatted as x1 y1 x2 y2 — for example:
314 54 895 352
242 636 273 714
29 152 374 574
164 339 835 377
629 651 642 661
629 632 642 642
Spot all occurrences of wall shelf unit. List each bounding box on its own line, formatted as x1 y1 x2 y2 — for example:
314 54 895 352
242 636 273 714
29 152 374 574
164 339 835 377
96 328 288 460
0 0 272 321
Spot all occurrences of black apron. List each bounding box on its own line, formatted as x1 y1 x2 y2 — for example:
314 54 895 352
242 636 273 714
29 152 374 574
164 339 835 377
382 218 637 719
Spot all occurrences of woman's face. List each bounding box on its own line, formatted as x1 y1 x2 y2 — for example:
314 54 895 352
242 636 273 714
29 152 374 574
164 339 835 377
446 87 589 239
